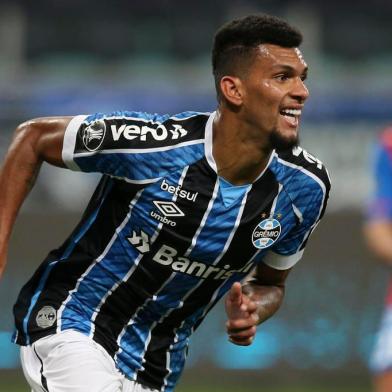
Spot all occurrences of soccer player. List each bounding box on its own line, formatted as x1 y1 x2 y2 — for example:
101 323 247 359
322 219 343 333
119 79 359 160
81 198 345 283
364 127 392 392
0 14 330 392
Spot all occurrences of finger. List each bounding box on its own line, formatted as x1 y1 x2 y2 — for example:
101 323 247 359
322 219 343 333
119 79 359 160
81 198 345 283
226 317 257 332
228 282 242 305
228 335 254 346
228 326 256 339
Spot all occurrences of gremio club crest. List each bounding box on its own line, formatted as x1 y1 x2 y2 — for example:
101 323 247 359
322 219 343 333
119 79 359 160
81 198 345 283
252 218 281 249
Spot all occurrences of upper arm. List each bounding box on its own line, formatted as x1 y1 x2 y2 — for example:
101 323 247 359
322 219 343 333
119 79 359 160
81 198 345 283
260 148 331 271
16 116 73 168
364 141 392 260
61 111 206 181
262 180 329 271
366 142 392 221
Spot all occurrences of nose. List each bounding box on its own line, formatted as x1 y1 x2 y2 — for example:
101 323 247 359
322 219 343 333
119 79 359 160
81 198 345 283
292 78 309 103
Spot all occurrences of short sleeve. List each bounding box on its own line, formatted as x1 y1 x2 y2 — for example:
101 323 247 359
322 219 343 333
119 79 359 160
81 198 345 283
263 171 330 270
61 111 206 183
367 142 392 221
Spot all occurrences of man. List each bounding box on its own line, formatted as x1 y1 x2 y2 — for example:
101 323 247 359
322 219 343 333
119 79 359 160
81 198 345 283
0 14 330 392
364 127 392 392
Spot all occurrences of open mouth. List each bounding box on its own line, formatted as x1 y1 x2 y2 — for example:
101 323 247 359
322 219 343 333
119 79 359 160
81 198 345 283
279 108 301 127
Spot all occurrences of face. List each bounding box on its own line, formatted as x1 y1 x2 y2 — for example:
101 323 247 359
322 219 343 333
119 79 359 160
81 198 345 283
239 44 309 150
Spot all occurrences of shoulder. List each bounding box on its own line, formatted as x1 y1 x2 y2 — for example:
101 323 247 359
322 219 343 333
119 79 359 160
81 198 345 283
84 110 210 134
379 126 392 158
273 146 331 195
74 110 211 152
380 126 392 148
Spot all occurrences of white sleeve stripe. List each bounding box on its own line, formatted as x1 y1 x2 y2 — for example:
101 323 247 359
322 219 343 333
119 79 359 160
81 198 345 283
72 138 205 157
62 115 86 171
262 249 304 270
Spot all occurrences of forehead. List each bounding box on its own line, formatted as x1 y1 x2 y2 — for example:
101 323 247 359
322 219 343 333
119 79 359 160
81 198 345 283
254 43 307 71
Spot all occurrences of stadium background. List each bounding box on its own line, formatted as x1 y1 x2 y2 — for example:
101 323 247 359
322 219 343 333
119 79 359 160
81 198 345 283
1 1 391 391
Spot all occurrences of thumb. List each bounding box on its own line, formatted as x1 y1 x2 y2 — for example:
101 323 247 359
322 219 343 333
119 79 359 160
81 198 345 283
228 282 243 306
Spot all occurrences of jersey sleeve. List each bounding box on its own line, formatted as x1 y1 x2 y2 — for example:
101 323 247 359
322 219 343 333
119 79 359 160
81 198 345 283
367 141 392 221
263 167 331 270
61 111 206 182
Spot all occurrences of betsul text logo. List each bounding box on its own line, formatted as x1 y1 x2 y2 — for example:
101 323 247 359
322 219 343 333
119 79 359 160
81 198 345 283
160 179 198 202
81 119 106 151
252 218 281 249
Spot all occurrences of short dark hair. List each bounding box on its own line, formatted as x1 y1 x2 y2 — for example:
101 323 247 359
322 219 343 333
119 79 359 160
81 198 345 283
212 14 303 99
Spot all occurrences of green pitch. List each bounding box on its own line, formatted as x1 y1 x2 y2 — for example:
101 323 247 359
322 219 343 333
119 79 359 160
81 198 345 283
0 371 370 392
0 383 371 392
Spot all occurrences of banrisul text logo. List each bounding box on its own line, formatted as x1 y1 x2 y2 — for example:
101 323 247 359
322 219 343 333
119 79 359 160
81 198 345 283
252 218 281 249
81 119 106 151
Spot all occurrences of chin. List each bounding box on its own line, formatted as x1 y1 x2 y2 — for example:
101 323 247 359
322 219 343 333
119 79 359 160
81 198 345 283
269 130 299 151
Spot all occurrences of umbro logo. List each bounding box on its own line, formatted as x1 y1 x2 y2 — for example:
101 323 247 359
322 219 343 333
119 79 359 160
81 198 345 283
150 201 185 227
152 201 185 217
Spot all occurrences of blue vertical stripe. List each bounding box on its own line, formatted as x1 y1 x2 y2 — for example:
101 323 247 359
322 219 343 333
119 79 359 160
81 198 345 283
189 186 248 262
60 169 185 336
22 181 113 345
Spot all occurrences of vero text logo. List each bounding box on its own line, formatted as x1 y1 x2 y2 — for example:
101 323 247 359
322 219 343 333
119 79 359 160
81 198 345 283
111 124 187 142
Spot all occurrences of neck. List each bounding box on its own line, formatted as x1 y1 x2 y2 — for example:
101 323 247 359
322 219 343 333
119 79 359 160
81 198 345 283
212 108 273 186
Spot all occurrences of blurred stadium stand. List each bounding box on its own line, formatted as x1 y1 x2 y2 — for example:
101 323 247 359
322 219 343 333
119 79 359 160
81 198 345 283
1 1 391 390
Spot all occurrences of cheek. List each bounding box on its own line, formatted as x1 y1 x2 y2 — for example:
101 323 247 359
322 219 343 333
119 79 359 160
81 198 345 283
261 81 285 103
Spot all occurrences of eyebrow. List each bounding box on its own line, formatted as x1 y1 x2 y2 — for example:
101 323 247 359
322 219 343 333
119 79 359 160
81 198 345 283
273 64 308 75
274 64 309 76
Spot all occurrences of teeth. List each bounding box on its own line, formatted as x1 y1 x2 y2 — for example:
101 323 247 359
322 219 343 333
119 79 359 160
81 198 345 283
281 109 301 116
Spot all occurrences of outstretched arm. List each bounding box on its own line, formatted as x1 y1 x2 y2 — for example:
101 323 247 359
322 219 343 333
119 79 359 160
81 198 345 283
0 117 72 278
364 221 392 266
225 263 290 346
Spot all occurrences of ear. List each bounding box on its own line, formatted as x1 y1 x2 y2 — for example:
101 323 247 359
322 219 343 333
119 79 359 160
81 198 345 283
219 76 244 106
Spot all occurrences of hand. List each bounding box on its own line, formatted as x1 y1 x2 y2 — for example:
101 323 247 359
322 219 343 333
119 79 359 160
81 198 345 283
225 282 259 346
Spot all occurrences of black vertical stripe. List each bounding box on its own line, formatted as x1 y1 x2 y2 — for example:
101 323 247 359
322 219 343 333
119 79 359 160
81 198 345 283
136 169 280 390
13 176 144 345
92 159 217 358
33 346 49 392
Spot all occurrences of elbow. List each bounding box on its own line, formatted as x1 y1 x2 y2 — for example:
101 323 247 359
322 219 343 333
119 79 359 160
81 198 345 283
14 119 38 144
14 119 43 140
12 119 46 159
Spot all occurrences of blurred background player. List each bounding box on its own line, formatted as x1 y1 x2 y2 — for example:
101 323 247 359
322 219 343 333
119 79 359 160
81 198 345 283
364 126 392 392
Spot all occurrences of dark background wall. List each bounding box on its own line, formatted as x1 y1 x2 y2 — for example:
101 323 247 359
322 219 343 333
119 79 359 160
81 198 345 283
1 1 391 390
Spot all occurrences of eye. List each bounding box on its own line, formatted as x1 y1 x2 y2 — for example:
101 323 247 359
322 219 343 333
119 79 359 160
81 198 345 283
301 73 308 82
274 74 290 82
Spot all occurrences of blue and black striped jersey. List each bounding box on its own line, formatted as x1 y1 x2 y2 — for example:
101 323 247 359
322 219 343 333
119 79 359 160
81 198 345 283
13 111 330 392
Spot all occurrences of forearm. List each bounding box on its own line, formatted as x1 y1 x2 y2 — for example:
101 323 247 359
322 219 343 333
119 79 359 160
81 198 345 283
242 280 285 324
0 122 44 276
364 222 392 266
